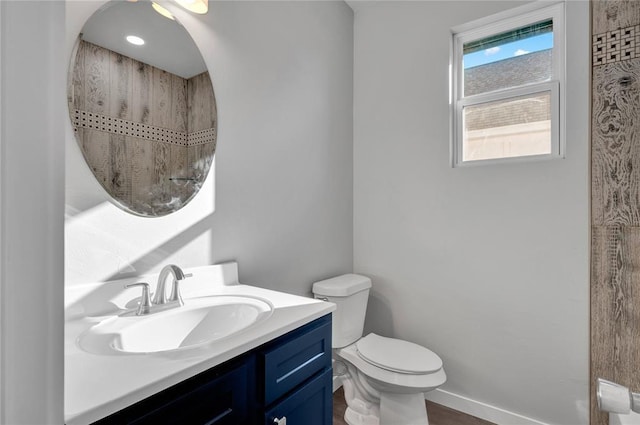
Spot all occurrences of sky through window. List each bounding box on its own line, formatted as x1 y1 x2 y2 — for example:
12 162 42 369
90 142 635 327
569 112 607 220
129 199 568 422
463 33 553 69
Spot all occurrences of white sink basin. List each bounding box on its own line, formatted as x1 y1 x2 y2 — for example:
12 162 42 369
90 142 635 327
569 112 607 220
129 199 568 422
78 295 273 354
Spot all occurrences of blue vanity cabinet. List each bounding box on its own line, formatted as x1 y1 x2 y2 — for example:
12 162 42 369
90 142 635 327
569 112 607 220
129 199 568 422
89 314 332 425
92 355 256 425
260 314 332 425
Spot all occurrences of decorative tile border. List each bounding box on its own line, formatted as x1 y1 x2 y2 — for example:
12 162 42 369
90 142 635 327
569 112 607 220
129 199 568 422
593 24 639 66
188 128 217 146
72 109 216 146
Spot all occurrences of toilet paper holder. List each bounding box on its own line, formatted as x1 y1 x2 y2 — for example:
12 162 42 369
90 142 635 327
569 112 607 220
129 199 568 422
597 378 640 414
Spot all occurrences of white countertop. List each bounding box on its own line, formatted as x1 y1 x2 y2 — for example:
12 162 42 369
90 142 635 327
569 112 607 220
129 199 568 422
65 263 335 425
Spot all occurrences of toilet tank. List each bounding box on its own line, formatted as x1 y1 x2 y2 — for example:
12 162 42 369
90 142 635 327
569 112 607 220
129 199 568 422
312 274 372 348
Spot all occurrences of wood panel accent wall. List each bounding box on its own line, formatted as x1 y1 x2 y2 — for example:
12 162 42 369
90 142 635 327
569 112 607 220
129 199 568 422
591 2 640 424
69 40 216 216
187 71 217 184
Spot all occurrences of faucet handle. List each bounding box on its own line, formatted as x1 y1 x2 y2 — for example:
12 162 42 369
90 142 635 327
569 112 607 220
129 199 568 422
168 273 192 305
124 282 152 316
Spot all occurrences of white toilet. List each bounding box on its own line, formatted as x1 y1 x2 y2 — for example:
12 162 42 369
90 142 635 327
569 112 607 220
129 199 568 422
312 274 446 425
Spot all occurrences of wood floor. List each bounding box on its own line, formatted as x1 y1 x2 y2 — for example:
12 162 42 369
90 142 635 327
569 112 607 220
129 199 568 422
332 387 496 425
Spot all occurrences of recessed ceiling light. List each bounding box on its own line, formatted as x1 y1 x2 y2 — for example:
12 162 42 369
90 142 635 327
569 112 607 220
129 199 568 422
152 2 175 20
126 35 145 46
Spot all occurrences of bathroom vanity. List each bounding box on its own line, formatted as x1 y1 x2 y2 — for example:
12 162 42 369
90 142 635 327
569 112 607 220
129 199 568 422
65 263 335 425
93 315 332 425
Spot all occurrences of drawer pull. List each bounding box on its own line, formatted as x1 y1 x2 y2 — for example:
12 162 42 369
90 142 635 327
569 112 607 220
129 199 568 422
273 416 287 425
276 352 324 384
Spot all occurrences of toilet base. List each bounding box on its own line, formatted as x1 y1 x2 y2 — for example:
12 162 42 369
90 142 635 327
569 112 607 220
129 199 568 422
380 392 429 425
344 406 380 425
343 392 429 425
340 365 431 425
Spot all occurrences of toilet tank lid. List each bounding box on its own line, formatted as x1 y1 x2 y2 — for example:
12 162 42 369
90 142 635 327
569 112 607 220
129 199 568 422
312 274 372 297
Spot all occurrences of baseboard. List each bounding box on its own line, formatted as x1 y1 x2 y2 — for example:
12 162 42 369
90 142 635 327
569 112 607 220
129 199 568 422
333 373 549 424
425 388 551 425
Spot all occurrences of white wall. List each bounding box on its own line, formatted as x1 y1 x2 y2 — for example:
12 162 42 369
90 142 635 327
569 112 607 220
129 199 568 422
1 1 65 423
353 1 589 424
65 1 354 296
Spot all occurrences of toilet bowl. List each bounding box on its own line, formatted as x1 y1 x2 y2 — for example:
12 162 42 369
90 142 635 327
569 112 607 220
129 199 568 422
313 274 446 425
337 334 447 425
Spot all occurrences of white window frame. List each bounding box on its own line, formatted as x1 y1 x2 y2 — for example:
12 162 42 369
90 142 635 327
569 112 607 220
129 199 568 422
450 1 565 167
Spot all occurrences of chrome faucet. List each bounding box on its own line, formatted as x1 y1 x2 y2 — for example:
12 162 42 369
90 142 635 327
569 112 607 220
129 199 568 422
152 264 192 307
124 265 192 315
124 282 152 316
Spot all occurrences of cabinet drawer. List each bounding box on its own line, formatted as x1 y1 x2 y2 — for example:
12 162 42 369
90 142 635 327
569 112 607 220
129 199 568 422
262 315 331 405
264 369 332 425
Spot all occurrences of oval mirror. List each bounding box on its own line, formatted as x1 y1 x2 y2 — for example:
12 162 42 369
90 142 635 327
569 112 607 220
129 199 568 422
67 0 217 217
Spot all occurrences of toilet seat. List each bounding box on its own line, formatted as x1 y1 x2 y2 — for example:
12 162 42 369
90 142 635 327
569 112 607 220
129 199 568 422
336 343 447 393
356 333 443 375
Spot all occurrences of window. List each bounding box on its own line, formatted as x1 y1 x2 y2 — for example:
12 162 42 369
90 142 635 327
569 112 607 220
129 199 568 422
450 3 565 166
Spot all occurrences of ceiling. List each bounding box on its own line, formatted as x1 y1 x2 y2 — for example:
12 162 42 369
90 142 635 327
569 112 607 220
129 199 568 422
81 0 207 79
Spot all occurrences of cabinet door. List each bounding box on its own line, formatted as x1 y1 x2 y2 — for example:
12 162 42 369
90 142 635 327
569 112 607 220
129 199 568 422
93 358 255 425
264 369 332 425
132 362 252 425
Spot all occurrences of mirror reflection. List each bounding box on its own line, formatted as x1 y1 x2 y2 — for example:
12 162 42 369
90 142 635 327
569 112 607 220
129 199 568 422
68 0 217 217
